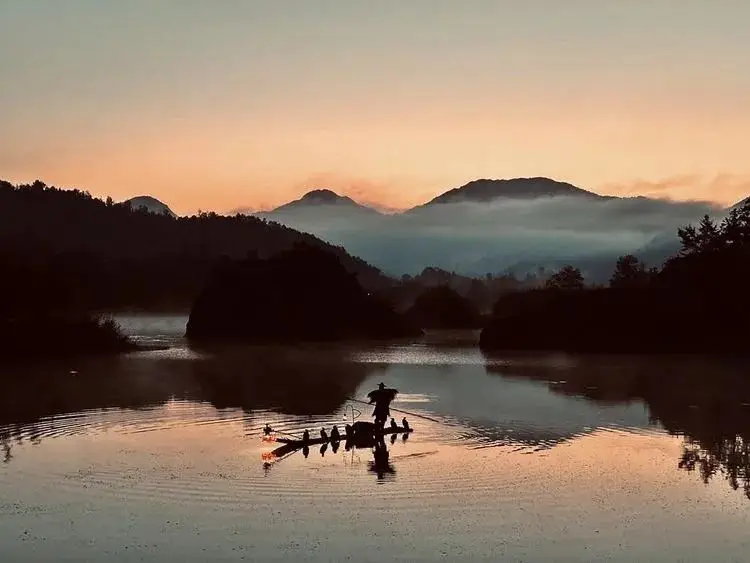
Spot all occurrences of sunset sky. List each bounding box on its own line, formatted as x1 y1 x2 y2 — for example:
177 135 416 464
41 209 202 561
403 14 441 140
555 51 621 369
2 1 749 215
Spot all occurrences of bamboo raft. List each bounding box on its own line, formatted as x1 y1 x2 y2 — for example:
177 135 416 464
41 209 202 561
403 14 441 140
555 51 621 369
269 425 413 458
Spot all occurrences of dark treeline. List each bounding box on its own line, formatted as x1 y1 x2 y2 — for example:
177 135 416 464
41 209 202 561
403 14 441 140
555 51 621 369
0 179 394 357
0 179 551 357
380 267 539 315
480 200 750 353
404 285 484 329
6 178 748 352
0 180 388 314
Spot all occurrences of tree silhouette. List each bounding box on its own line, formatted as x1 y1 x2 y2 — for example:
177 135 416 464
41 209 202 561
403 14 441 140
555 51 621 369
678 214 721 255
675 204 750 258
609 254 652 288
720 205 750 248
545 265 584 290
481 199 750 354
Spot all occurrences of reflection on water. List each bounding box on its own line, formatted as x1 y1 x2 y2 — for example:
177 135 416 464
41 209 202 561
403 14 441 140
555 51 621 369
369 439 395 480
0 345 384 445
261 427 409 483
484 352 750 500
2 335 750 500
2 338 750 499
2 320 750 561
266 435 401 482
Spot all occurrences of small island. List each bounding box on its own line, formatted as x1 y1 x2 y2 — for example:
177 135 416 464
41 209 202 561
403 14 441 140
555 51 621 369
1 314 137 361
186 243 422 343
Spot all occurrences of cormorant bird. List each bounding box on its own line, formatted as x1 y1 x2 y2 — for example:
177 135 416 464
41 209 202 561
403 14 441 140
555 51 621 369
402 417 410 431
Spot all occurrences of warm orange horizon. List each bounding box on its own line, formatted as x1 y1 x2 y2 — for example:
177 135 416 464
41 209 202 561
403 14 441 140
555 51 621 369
3 2 749 216
5 170 748 216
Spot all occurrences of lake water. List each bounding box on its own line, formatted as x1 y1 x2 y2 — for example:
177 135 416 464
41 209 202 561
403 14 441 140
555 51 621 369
2 315 750 562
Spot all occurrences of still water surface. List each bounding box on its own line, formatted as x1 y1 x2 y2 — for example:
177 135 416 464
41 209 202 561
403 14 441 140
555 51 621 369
1 315 749 561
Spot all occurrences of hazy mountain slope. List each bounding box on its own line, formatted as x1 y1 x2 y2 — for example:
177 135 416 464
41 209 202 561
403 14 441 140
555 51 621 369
235 190 387 252
253 179 721 281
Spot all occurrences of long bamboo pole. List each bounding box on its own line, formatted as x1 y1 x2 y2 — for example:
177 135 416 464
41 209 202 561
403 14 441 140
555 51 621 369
348 398 442 424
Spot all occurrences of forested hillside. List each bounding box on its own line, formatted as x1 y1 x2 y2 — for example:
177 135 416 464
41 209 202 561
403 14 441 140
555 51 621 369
0 180 389 312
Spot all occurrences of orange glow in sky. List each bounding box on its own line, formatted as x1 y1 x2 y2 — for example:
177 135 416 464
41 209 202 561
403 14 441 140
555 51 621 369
2 2 749 215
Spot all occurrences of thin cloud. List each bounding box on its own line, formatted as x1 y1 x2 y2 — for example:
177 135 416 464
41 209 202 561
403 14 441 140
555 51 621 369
292 173 408 213
602 174 750 207
261 195 722 278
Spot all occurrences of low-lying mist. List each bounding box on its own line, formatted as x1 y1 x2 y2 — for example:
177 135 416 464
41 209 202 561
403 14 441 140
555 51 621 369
255 196 726 279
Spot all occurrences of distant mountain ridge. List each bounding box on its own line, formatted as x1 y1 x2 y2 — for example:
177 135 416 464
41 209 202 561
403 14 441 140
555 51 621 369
129 178 746 220
107 178 746 286
244 177 733 283
417 177 608 207
253 177 606 218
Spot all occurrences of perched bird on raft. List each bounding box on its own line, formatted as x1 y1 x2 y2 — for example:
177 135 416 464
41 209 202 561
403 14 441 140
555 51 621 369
267 418 413 447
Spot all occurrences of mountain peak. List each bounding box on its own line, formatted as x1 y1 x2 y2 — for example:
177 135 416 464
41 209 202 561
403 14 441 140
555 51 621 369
299 189 352 204
268 189 379 214
422 177 605 206
123 195 176 217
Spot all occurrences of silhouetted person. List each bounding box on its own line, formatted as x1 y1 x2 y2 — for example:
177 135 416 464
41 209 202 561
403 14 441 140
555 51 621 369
344 424 353 439
303 445 310 458
367 382 398 429
331 440 340 454
402 417 410 431
330 425 341 442
302 429 310 443
320 443 328 457
390 418 398 430
320 428 328 441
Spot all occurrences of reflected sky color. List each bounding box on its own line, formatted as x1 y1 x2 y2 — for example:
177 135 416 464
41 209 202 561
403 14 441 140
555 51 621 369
2 1 750 214
3 313 750 560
